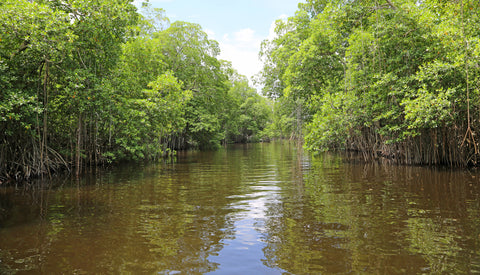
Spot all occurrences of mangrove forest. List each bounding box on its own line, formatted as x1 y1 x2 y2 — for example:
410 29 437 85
0 0 272 180
259 0 480 166
2 0 480 181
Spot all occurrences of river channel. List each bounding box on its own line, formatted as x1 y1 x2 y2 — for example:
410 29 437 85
1 142 479 274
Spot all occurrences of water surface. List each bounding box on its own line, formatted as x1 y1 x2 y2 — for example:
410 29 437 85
1 142 479 274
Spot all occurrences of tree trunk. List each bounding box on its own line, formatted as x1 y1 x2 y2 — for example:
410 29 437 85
76 114 82 178
41 59 49 178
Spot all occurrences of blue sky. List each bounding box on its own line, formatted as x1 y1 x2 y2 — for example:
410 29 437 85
133 0 301 82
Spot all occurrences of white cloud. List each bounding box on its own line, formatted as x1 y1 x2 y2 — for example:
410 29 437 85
267 14 288 41
204 28 215 39
217 15 289 86
133 0 173 7
218 28 263 84
219 41 262 81
133 0 172 5
233 28 256 44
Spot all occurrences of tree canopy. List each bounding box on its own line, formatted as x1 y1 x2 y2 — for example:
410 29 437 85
259 0 480 166
4 0 479 181
0 0 273 180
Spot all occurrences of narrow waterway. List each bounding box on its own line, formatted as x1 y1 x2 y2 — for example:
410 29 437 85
1 142 479 274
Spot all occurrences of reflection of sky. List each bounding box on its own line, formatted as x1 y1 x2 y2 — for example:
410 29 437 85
208 181 285 274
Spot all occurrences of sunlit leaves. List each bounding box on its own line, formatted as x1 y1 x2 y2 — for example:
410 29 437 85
403 88 453 132
260 0 480 164
1 0 272 178
304 92 359 152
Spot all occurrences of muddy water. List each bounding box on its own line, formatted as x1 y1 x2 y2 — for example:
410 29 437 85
1 142 479 274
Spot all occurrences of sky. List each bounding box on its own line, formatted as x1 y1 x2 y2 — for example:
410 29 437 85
133 0 301 83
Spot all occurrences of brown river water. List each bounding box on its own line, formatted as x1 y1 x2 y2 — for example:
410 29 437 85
1 142 479 274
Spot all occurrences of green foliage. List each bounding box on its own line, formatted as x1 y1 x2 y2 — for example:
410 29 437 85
260 0 480 165
0 0 272 179
304 92 359 152
222 71 272 143
402 88 453 135
112 71 192 159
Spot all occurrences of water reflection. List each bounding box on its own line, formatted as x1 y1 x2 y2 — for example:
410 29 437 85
1 143 480 274
261 153 480 274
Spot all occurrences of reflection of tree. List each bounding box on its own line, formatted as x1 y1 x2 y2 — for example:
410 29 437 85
134 174 237 273
261 152 480 274
406 217 462 273
0 159 241 274
262 153 354 274
403 169 480 274
2 144 480 273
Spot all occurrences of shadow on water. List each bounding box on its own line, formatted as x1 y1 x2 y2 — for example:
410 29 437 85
1 142 480 274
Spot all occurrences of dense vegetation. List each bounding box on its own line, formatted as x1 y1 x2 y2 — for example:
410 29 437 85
3 0 480 181
0 0 272 180
259 0 480 166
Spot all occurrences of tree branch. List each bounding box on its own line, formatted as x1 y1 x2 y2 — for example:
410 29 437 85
385 0 397 10
10 40 30 60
